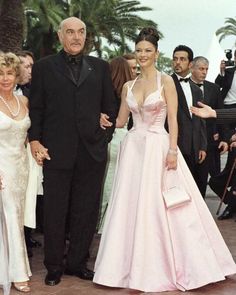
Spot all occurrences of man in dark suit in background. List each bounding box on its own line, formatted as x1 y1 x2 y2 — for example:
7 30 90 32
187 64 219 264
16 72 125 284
211 49 236 219
191 102 236 220
190 56 228 197
15 51 43 258
171 45 207 196
29 17 117 286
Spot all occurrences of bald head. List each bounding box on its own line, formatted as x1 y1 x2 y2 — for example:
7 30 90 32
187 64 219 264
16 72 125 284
59 17 86 32
58 17 86 55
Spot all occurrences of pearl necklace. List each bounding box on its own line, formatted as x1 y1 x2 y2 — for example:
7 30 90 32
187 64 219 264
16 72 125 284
0 94 20 118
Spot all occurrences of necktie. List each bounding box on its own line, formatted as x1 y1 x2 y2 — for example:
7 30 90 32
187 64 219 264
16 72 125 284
179 77 189 82
190 79 203 87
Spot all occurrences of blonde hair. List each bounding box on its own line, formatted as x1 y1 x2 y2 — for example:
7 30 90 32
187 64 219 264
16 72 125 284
0 52 21 77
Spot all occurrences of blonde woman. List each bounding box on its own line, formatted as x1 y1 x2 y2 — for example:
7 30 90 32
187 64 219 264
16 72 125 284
0 52 31 293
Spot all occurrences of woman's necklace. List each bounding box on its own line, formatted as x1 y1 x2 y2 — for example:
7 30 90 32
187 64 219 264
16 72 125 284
0 94 20 118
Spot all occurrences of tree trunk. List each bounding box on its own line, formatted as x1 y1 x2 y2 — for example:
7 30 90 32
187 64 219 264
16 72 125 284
0 0 24 52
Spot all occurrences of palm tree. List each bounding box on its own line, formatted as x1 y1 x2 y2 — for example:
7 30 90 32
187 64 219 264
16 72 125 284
23 0 66 58
0 0 24 52
68 0 160 56
23 0 161 58
216 17 236 46
156 52 172 75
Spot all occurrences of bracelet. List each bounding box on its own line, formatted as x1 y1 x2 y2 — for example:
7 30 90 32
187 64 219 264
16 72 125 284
168 148 178 155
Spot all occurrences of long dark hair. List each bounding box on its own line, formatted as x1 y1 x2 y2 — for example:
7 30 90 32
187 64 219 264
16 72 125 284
110 56 133 99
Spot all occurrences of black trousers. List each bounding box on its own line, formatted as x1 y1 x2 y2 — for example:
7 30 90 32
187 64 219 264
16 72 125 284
209 149 236 212
43 142 107 272
208 144 221 177
183 153 208 198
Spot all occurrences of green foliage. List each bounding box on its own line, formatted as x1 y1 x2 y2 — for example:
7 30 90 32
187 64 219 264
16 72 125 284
22 0 163 59
156 52 172 74
216 17 236 46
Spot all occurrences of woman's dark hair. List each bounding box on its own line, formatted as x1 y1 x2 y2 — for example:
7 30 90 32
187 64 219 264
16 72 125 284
110 56 133 100
135 27 160 49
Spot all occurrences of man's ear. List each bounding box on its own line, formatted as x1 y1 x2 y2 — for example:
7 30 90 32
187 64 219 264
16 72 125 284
57 30 62 43
189 61 193 70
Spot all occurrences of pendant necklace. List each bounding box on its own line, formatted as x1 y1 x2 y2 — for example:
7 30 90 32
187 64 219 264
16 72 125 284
0 94 20 118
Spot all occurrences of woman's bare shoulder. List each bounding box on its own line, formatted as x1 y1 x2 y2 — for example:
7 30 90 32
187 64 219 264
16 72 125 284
18 95 29 108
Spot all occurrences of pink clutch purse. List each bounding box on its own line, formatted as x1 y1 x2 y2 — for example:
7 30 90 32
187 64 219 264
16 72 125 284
163 186 191 209
162 169 191 209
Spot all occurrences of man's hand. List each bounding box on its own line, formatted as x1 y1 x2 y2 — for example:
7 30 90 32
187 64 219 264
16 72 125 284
100 113 113 130
30 140 51 166
231 133 236 142
190 102 216 119
198 150 206 164
218 141 228 154
230 142 236 151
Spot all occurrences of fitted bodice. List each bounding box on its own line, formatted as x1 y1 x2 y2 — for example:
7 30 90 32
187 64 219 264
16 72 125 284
126 72 167 134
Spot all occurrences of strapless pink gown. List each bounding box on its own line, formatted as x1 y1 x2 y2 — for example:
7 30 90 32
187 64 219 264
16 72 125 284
93 72 236 292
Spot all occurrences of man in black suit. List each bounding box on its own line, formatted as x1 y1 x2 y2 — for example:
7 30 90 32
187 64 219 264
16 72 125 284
190 56 228 197
29 17 117 286
191 102 236 220
171 45 207 196
211 49 236 218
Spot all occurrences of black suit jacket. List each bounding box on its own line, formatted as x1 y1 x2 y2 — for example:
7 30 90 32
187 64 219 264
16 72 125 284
29 51 117 169
202 80 226 143
215 109 236 124
171 73 207 162
215 67 236 100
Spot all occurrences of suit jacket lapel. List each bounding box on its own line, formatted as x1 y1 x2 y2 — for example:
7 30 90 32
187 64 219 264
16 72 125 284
190 81 203 106
203 81 210 104
172 73 191 119
53 52 93 88
77 57 93 88
54 52 76 85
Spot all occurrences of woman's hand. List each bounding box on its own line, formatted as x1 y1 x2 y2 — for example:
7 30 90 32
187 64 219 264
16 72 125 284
30 140 51 166
166 153 177 170
100 113 113 130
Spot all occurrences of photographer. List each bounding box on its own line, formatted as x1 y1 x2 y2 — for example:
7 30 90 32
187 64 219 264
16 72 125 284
215 49 236 105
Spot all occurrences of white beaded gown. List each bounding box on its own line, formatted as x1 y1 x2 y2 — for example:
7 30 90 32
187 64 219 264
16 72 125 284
93 72 236 292
0 110 31 293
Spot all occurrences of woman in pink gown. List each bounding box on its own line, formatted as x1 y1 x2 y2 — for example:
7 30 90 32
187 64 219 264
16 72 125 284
93 28 236 292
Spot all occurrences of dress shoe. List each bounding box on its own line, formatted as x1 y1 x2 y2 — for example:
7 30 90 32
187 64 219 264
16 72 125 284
64 267 94 280
218 206 234 220
45 271 62 286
